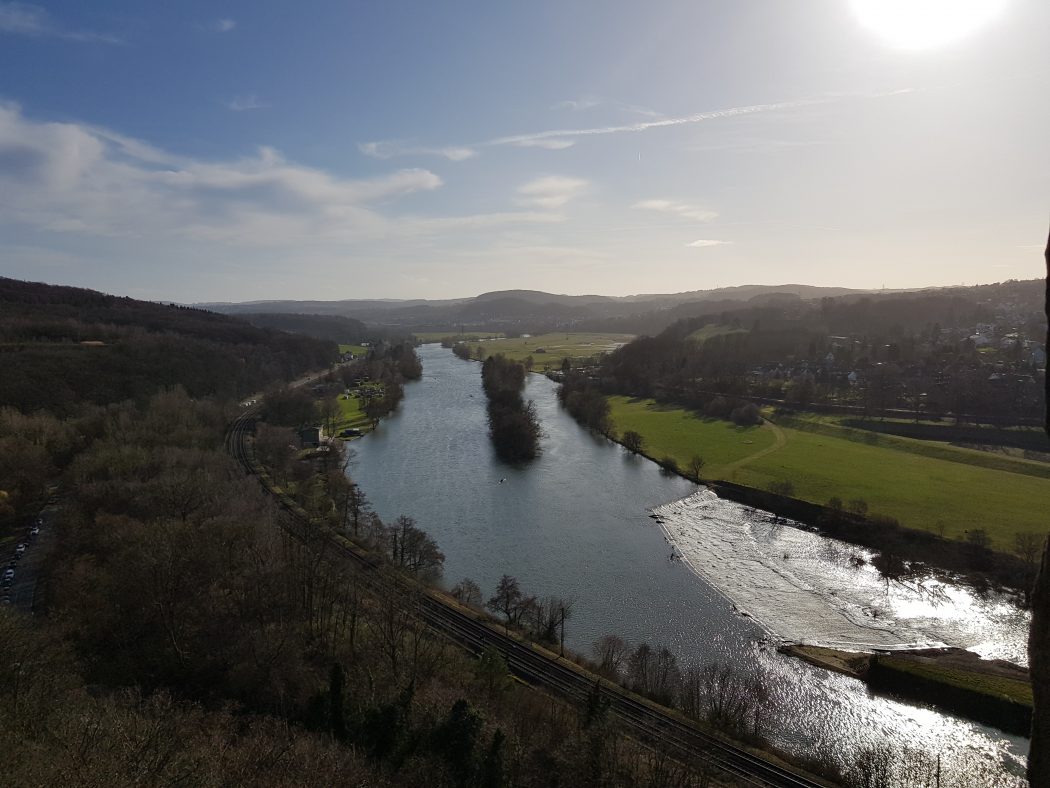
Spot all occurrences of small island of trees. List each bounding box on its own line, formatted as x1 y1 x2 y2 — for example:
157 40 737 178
480 354 542 462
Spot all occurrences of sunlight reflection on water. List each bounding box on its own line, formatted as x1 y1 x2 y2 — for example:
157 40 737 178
350 344 1030 783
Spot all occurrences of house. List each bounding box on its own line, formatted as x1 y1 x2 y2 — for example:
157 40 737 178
298 425 325 448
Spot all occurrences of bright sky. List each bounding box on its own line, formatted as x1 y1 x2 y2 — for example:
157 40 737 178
0 0 1046 302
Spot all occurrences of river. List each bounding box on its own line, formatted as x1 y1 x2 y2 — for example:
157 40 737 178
347 343 1029 783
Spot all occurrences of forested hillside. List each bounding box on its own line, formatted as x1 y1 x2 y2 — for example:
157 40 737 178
236 312 370 344
0 278 338 414
0 278 706 787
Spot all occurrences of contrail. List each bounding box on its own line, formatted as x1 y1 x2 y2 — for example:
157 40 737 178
486 97 829 148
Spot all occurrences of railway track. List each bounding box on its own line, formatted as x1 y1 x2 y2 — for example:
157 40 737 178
224 406 831 788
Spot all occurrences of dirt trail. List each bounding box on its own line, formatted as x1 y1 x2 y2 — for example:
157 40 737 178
720 418 787 478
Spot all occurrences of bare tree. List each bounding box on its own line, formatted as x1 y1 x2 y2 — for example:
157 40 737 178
680 661 769 739
486 575 524 627
592 634 629 680
1017 532 1045 568
386 515 444 580
621 430 644 454
450 577 483 609
687 454 706 481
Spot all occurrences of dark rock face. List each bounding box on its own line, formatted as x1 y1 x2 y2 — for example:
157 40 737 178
1030 225 1049 784
1031 537 1050 784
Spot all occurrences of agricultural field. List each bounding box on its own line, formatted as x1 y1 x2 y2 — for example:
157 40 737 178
413 331 504 343
473 333 635 367
771 413 1050 480
607 397 1050 549
338 343 369 357
608 396 775 471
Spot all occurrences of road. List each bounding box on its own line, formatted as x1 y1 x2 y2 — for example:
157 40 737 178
2 501 56 614
225 406 831 788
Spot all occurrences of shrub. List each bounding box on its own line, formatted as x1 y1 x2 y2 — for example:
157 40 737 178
660 456 680 474
730 402 761 426
621 430 644 454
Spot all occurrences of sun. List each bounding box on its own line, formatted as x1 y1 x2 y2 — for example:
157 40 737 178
850 0 1008 50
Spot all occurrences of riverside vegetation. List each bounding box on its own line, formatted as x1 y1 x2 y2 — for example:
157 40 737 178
0 279 735 787
0 278 1037 787
553 315 1048 596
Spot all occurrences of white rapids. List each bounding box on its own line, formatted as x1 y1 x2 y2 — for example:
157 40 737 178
652 489 1029 662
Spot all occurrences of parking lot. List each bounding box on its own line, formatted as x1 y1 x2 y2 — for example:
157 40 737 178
1 500 56 614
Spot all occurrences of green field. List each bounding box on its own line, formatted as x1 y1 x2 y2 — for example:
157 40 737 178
686 323 749 343
877 656 1032 707
773 414 1050 480
338 343 369 356
607 397 1050 548
333 393 372 435
472 333 635 367
413 331 504 342
608 396 775 472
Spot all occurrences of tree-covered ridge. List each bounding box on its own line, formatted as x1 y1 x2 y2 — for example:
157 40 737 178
0 277 338 414
237 311 370 344
599 290 1046 425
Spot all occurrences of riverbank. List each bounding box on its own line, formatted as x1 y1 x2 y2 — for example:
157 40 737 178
599 395 1037 594
350 345 1028 779
606 394 1050 551
781 644 1032 736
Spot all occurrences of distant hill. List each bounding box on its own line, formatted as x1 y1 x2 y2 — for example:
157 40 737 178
196 280 1044 337
196 285 877 330
0 277 337 414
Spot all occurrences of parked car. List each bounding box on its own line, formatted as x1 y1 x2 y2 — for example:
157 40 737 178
15 543 26 556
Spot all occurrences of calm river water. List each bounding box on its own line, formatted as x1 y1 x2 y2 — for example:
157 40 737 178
348 344 1028 782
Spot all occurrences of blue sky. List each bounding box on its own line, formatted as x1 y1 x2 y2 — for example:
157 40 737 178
0 0 1047 302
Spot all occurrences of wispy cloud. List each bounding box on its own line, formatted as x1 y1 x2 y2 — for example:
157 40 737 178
0 102 443 244
227 94 269 112
517 176 588 209
553 97 602 112
0 103 568 251
211 18 236 33
359 140 477 162
513 138 575 151
686 239 731 248
634 199 717 222
554 96 663 119
489 98 821 150
365 96 824 160
0 2 121 43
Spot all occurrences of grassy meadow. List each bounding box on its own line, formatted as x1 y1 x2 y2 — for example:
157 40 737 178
473 333 635 367
607 396 1050 549
333 393 372 434
608 396 775 470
